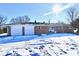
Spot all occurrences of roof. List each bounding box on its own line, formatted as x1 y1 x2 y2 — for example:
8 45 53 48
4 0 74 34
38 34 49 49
0 22 72 27
49 23 71 27
0 22 49 27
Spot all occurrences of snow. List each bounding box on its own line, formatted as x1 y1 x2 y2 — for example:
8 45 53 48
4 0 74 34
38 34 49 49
0 33 79 56
0 35 38 44
0 33 8 36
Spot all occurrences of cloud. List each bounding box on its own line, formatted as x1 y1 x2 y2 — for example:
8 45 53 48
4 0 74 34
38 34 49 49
43 4 75 16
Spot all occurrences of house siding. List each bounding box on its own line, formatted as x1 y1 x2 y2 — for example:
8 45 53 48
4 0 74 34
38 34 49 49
50 26 73 33
34 26 49 35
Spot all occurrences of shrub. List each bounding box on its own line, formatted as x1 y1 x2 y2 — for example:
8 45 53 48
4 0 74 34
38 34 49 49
0 29 3 34
0 28 7 34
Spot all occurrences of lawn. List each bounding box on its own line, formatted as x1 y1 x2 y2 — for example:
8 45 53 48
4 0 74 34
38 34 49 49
0 33 79 56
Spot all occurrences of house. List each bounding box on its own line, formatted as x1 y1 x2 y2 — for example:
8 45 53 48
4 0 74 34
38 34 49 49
0 22 74 36
1 22 49 36
49 22 73 33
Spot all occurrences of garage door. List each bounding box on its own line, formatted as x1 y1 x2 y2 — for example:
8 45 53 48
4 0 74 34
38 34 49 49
11 25 22 36
24 25 34 35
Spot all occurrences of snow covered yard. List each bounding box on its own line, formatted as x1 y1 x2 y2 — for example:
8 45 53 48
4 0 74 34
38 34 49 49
0 34 79 56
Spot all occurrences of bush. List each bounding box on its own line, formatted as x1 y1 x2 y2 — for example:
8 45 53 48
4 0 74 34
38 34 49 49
0 28 7 34
3 28 7 33
0 29 3 34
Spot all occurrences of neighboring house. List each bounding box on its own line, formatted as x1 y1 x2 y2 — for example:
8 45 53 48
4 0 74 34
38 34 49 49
49 23 73 33
1 22 49 36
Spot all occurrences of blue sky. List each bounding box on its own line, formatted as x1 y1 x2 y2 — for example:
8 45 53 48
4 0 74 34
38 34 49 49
0 3 78 24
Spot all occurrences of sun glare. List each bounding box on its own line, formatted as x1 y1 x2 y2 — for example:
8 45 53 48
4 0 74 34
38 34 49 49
52 4 61 14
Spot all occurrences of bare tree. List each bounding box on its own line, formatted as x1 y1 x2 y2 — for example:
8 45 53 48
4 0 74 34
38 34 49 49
0 15 7 29
10 16 30 24
66 8 78 29
67 8 78 21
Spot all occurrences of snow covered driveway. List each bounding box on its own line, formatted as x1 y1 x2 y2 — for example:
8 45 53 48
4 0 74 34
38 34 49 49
0 35 79 56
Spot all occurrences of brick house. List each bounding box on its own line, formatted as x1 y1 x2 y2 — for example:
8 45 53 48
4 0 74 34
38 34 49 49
49 23 73 33
0 22 73 36
1 22 49 36
34 26 49 35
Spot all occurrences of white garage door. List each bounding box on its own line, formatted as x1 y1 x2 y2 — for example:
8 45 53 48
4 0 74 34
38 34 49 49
11 25 22 36
24 25 34 35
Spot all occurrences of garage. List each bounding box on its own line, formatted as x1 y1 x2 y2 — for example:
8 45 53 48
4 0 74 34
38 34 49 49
6 23 49 36
8 24 35 36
